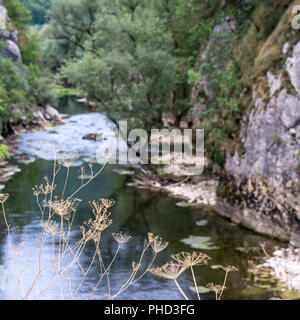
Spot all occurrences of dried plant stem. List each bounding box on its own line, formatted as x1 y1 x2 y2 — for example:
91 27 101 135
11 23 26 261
1 202 9 231
74 249 98 297
67 160 107 200
174 279 189 300
219 271 228 300
132 253 157 284
109 243 152 299
190 266 200 300
61 167 70 199
89 244 121 298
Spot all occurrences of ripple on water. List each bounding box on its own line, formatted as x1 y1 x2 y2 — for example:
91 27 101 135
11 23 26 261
16 113 127 164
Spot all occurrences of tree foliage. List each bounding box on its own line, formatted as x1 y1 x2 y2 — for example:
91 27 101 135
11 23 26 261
0 0 55 136
45 0 182 130
21 0 52 25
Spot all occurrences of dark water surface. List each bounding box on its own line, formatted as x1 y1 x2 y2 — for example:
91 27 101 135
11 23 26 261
0 96 282 300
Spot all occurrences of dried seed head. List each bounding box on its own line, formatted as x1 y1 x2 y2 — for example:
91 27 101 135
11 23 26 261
0 193 9 204
60 153 79 168
207 283 224 293
101 199 115 209
33 183 56 196
89 200 105 216
49 198 81 221
81 202 113 242
92 231 101 243
112 232 132 244
172 251 210 267
150 262 187 280
148 233 168 253
219 265 238 273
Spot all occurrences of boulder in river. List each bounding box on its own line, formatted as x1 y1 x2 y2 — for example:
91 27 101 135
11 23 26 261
44 104 61 121
33 105 62 124
82 132 103 141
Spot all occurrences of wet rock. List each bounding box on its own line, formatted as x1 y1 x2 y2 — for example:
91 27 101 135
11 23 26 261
33 107 47 123
16 154 35 165
33 105 62 124
0 165 21 182
165 180 218 206
82 132 103 141
44 104 61 121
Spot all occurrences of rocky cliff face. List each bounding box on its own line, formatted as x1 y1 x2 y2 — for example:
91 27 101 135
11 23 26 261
0 0 22 62
224 39 300 245
192 2 300 245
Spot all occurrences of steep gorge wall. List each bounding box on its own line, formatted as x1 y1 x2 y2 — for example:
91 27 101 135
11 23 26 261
0 0 22 62
192 1 300 245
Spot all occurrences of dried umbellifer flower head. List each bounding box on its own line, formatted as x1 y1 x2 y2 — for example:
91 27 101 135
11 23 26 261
172 251 211 267
91 231 101 243
33 183 56 196
89 200 105 216
101 199 115 209
112 232 132 244
84 205 113 238
49 198 81 220
0 193 9 204
207 283 224 293
219 265 238 273
150 262 187 280
60 153 79 168
148 233 168 253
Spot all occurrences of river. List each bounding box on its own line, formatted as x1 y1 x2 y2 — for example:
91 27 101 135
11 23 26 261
0 96 283 300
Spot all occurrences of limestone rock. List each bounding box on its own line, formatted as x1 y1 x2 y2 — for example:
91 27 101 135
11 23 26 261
224 39 300 243
0 2 21 62
286 41 300 95
44 104 61 121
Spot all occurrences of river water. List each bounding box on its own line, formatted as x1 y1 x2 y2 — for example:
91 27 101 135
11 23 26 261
0 96 283 300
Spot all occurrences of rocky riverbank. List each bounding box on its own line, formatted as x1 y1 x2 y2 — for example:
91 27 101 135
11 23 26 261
0 104 64 190
262 247 300 293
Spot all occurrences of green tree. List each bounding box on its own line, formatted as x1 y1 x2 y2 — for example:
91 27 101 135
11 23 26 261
22 0 52 25
0 0 55 137
3 0 31 30
47 0 178 131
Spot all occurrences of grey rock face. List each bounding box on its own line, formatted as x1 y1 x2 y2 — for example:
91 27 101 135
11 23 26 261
0 2 21 62
33 105 62 124
286 41 300 94
44 104 62 121
2 39 21 62
225 41 300 243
